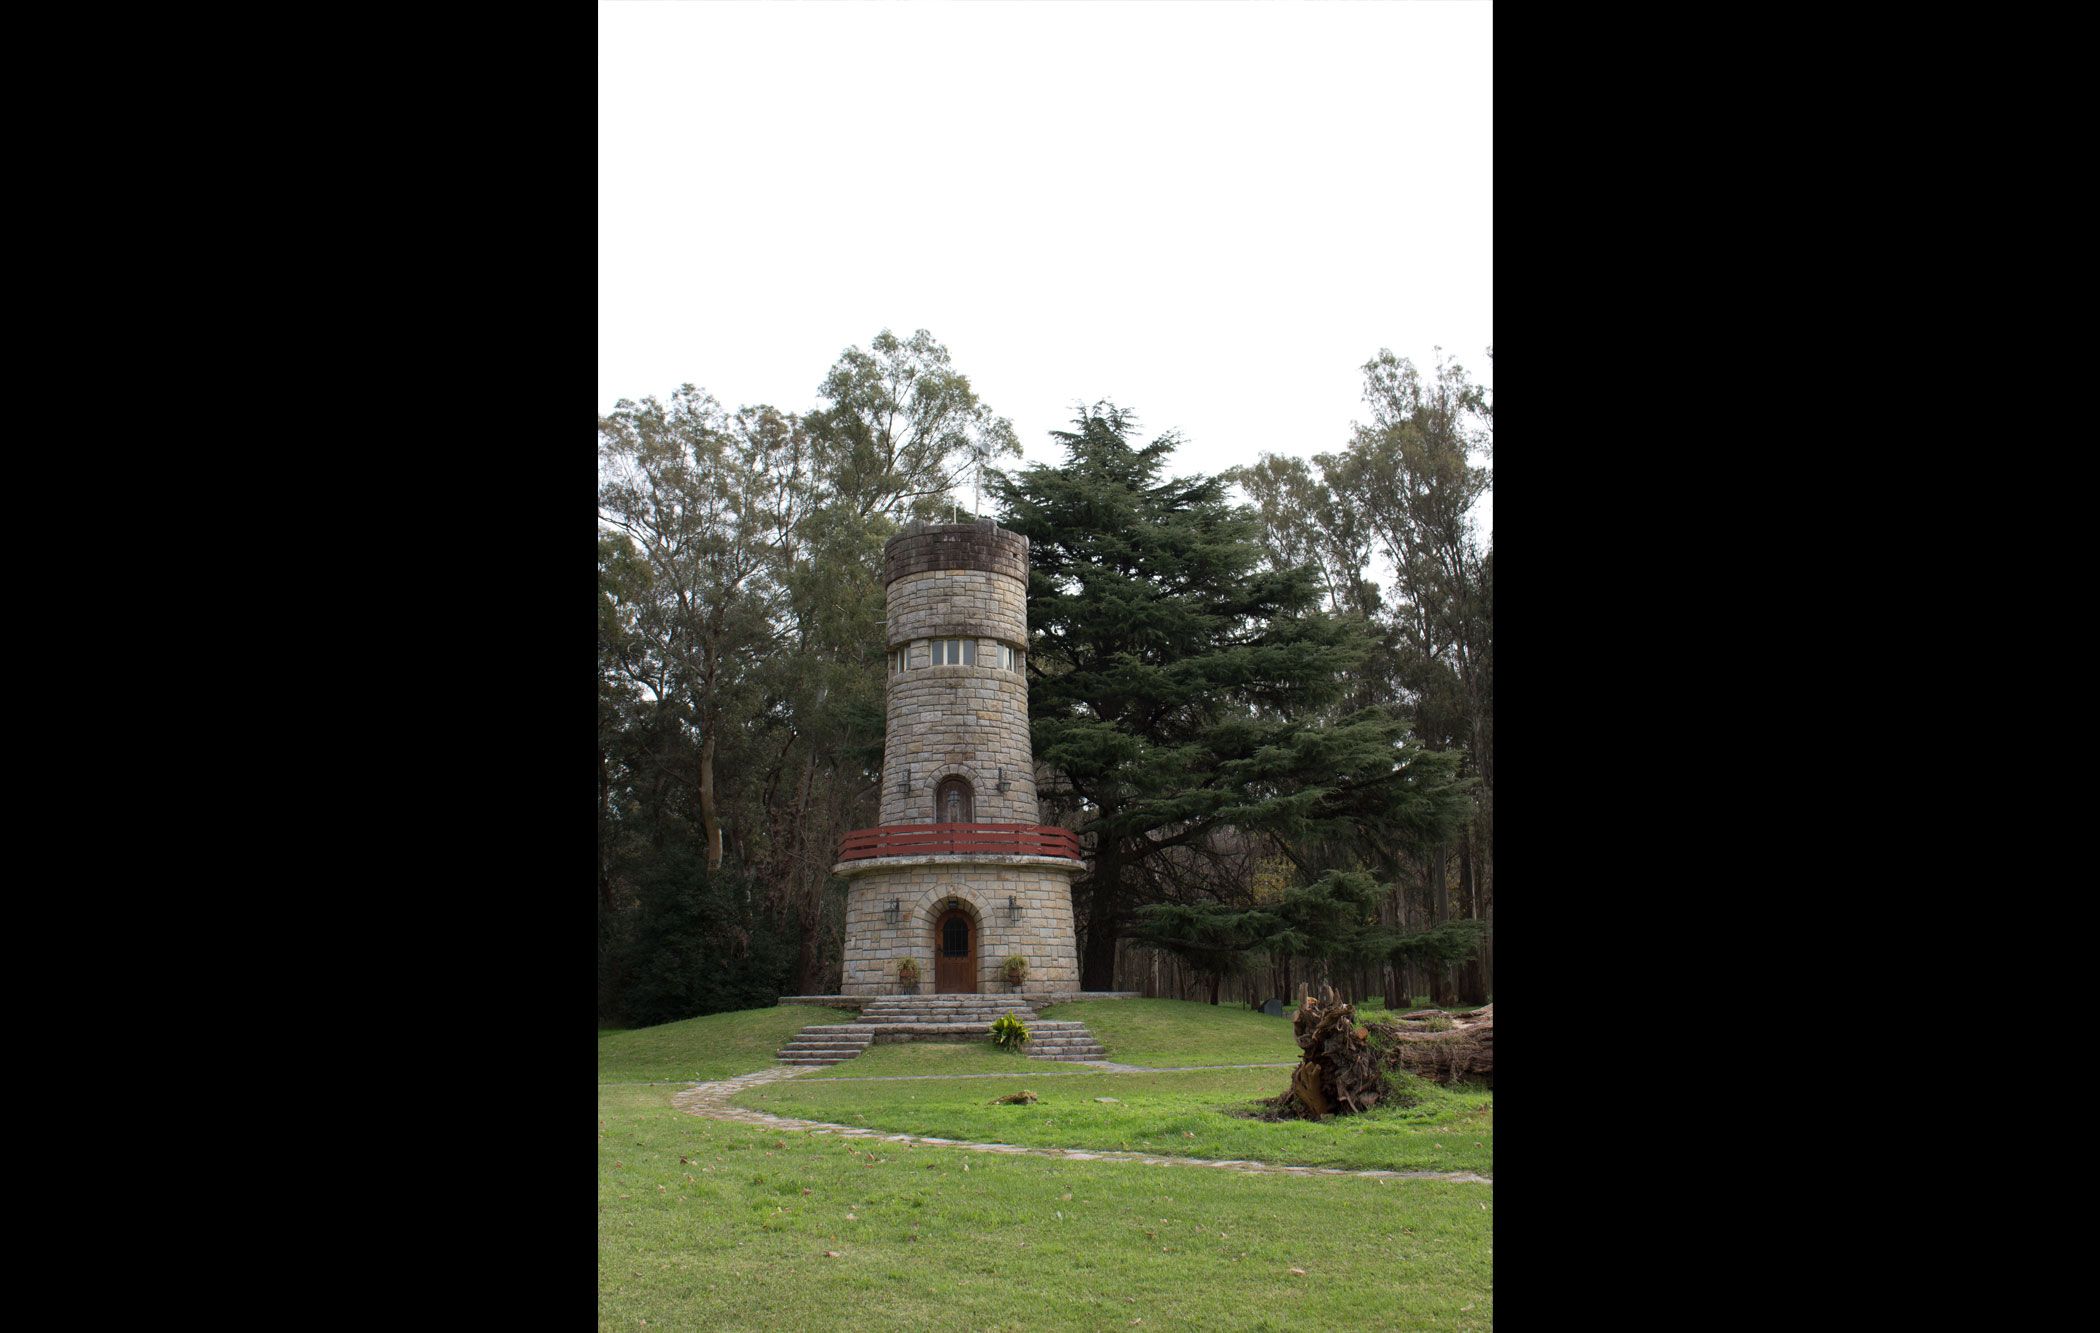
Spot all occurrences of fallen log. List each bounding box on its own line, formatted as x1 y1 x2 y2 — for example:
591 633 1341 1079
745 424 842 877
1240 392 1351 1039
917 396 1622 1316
1265 986 1493 1120
1385 1003 1493 1086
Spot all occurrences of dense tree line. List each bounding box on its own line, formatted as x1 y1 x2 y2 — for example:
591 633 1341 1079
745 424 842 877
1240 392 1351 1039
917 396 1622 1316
1228 350 1495 1005
598 331 1013 1024
597 332 1493 1026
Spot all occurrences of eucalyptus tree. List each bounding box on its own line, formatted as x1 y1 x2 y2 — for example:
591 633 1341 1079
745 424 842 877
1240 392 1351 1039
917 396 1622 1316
805 328 1019 524
598 386 809 874
1229 350 1495 1001
1338 350 1494 997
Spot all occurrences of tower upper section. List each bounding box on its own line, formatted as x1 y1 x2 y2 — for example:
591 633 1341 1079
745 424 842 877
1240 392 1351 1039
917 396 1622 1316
878 521 1039 826
883 520 1030 590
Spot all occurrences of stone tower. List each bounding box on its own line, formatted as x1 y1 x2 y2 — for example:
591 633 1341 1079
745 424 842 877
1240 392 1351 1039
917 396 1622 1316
832 520 1082 996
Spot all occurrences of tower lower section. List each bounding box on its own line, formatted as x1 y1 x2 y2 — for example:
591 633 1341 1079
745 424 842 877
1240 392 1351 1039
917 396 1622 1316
834 854 1082 997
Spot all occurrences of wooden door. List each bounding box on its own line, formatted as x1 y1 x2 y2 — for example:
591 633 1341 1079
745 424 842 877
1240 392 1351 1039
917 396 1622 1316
934 909 976 993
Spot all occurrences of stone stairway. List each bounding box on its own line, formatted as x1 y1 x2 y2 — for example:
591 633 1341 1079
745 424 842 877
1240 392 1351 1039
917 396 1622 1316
1018 1020 1110 1062
774 994 1107 1066
773 1023 876 1066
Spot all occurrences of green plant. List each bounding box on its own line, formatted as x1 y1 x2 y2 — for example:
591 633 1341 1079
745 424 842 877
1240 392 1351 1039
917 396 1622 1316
897 958 920 984
1003 955 1029 985
990 1012 1031 1049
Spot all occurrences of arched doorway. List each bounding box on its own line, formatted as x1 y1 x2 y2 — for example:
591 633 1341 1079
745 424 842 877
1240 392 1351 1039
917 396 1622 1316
934 907 977 992
936 776 973 824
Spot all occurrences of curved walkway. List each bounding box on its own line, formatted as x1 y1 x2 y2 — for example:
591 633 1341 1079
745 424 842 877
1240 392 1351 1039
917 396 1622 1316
671 1064 1492 1186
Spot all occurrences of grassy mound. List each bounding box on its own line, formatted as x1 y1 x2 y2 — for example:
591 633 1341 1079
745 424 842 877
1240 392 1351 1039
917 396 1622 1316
738 1065 1491 1176
1038 997 1300 1067
599 1005 853 1083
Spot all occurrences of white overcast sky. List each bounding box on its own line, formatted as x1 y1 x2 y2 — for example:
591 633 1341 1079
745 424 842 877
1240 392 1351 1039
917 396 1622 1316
599 0 1491 527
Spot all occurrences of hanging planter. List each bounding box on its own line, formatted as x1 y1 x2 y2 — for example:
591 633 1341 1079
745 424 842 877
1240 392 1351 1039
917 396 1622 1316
1003 955 1029 990
897 958 920 995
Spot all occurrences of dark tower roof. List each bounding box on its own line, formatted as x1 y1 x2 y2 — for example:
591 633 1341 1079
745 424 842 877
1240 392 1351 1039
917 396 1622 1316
883 520 1029 587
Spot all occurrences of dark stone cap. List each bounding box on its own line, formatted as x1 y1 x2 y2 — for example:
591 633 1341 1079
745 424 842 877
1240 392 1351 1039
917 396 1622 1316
883 520 1029 586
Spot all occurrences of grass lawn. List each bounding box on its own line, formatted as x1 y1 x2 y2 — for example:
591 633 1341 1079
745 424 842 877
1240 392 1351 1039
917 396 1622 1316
600 1082 1492 1330
738 1065 1492 1176
599 1005 853 1083
1039 997 1302 1067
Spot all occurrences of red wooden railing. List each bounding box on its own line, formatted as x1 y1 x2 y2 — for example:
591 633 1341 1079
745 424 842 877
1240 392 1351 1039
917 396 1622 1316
838 822 1082 862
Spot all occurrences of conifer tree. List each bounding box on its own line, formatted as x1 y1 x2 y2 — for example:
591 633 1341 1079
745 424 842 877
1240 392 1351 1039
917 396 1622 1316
993 404 1454 990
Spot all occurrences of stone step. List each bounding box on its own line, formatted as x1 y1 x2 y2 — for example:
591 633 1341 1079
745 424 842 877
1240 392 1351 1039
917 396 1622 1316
775 993 1144 1008
775 1021 878 1065
860 1007 1037 1014
857 1016 1039 1027
863 998 1037 1006
862 1008 1035 1014
856 1007 1037 1016
863 1022 1023 1039
861 1014 1036 1021
860 1006 1039 1015
860 1028 1033 1037
865 995 1037 1007
777 1011 1107 1061
1020 1016 1105 1059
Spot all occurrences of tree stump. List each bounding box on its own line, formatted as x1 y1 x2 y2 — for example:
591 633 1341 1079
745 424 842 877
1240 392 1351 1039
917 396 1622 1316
1289 1060 1331 1120
1266 985 1494 1120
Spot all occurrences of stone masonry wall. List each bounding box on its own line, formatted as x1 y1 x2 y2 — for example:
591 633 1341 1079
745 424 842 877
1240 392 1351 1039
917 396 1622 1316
886 569 1028 648
838 519 1081 997
841 862 1081 996
883 521 1029 586
879 663 1038 825
878 530 1038 827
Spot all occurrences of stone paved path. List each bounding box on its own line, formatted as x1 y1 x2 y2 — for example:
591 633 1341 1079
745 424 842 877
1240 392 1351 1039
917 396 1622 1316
671 1064 1492 1186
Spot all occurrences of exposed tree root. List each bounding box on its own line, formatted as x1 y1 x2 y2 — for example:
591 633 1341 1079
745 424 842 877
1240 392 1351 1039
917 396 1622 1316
1265 986 1493 1120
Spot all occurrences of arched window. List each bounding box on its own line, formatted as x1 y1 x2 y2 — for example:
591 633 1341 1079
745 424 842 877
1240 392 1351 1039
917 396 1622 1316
936 776 973 824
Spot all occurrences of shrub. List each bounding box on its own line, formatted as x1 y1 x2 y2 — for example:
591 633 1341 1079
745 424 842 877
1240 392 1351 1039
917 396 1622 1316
990 1012 1031 1049
606 849 796 1027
